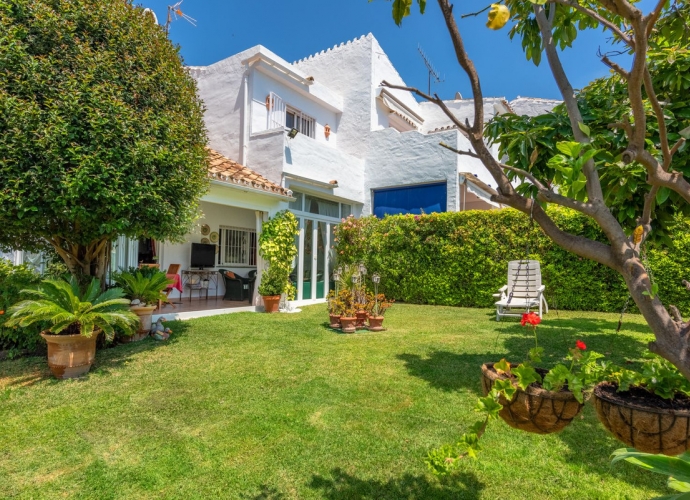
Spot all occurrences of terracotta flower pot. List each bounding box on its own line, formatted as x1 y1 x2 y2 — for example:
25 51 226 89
368 316 385 331
127 305 157 341
355 310 368 328
41 331 98 379
593 382 690 455
329 314 341 328
481 362 584 434
340 317 357 333
262 295 281 313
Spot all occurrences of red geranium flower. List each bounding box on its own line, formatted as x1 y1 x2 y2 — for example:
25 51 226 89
576 340 586 350
520 312 541 327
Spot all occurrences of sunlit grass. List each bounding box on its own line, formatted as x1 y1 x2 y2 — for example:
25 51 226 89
0 304 663 499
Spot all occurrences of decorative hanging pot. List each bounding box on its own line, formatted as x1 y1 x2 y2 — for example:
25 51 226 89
481 363 584 434
593 382 690 455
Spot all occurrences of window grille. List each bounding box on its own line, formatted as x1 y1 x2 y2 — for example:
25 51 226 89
267 92 286 130
286 107 315 139
220 226 257 266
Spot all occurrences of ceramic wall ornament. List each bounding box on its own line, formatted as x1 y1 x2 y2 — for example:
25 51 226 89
200 224 210 236
201 237 210 244
265 95 271 110
209 232 219 244
324 124 331 139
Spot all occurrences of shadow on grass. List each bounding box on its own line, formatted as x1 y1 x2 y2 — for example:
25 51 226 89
242 485 286 499
308 468 483 500
0 321 191 385
396 352 490 393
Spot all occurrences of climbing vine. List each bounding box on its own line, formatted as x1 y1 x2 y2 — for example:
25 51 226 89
258 210 299 299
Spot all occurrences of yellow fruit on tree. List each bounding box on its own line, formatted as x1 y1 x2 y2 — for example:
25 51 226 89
633 225 644 245
487 4 510 30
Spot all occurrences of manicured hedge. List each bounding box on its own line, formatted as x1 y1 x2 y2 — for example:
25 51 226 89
334 208 690 314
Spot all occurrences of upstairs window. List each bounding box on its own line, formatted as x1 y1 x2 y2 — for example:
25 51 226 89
286 107 315 139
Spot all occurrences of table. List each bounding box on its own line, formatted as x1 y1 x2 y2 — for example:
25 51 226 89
181 269 219 302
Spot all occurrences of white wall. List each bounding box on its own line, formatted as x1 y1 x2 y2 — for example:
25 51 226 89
189 49 254 162
250 70 338 147
294 35 374 157
284 133 364 204
247 130 285 185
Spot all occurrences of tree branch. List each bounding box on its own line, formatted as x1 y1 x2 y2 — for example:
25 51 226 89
547 0 634 47
381 81 471 134
601 54 631 78
438 0 484 134
439 141 480 159
643 66 671 168
533 5 606 204
645 0 667 38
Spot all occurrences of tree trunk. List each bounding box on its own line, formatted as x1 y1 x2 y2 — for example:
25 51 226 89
49 237 110 285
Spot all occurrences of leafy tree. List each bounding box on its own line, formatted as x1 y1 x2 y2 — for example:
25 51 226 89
383 1 690 379
0 0 208 280
486 4 690 242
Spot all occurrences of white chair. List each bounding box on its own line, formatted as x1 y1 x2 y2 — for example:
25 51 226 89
494 260 548 321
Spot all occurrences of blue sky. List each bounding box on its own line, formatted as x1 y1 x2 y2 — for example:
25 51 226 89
141 0 652 101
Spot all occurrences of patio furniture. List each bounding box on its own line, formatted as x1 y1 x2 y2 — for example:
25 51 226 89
182 269 219 302
494 260 548 321
158 263 183 310
219 269 253 302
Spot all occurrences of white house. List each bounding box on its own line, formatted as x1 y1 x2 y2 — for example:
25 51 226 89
4 34 560 313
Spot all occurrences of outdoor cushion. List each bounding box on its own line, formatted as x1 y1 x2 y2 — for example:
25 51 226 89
225 271 236 279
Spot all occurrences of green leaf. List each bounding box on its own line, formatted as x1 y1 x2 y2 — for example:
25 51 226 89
578 122 591 137
543 364 570 392
679 125 690 140
556 141 583 158
392 0 412 25
611 448 690 484
493 378 517 400
669 477 690 493
512 364 542 390
657 187 672 205
494 358 511 375
475 395 503 418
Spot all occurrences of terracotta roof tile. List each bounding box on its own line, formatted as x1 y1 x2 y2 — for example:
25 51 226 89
206 148 290 197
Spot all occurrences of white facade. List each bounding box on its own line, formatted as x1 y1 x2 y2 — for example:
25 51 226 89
184 33 560 302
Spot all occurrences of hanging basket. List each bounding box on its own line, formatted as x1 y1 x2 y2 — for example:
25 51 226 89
481 363 584 434
593 382 690 455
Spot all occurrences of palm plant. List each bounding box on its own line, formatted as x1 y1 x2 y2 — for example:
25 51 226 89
112 271 172 305
4 276 138 341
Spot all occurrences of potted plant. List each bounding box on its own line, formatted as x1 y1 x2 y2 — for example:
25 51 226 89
113 270 172 341
327 290 342 328
258 267 283 313
3 276 138 379
367 293 393 332
334 289 356 333
593 353 690 455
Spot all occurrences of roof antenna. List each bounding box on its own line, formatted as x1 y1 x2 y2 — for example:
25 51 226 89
418 45 444 95
165 1 197 34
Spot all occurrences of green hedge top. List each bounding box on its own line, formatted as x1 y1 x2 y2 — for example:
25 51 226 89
333 208 690 314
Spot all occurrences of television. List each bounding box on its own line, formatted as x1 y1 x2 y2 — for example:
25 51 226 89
190 243 216 270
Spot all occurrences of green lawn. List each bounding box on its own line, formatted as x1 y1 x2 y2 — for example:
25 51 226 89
0 304 663 499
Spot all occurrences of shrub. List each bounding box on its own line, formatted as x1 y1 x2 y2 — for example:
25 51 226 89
258 210 299 299
0 260 43 354
334 208 690 314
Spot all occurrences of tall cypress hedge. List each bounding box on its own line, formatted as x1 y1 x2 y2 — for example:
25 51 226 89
333 207 690 314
